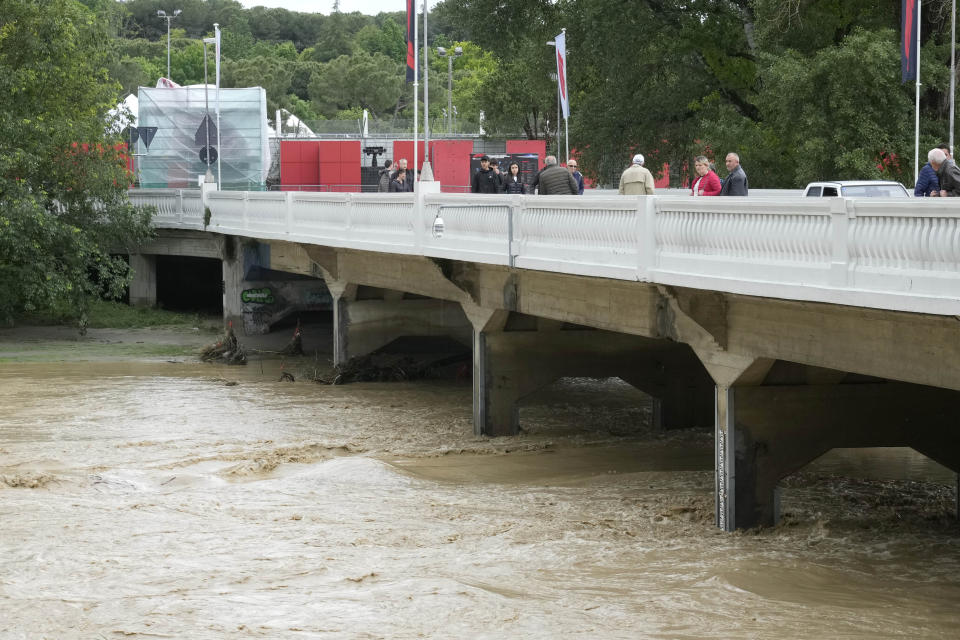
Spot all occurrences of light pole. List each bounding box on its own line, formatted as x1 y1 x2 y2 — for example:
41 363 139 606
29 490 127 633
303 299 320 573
437 46 462 134
157 9 181 81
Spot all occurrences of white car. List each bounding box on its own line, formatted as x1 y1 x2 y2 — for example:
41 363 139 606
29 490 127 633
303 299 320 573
803 180 910 197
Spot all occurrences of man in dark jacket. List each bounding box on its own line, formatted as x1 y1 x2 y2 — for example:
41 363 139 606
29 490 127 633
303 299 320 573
534 155 578 195
377 159 393 192
719 152 748 196
568 158 585 194
928 147 960 196
390 158 414 192
471 155 502 193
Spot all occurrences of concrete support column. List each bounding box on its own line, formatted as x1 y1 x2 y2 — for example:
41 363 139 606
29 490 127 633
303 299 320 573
129 254 157 308
717 382 960 531
222 237 245 329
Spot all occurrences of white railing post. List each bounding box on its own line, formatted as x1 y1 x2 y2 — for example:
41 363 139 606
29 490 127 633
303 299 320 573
345 192 354 235
414 190 425 252
509 195 521 268
285 190 294 236
177 189 184 226
637 195 657 281
829 197 851 287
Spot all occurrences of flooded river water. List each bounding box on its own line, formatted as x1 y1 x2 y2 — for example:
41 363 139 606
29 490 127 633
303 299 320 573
1 331 959 638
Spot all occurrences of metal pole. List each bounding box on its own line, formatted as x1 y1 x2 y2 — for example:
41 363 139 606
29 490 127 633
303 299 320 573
413 1 418 191
214 24 221 191
423 0 430 168
203 41 212 183
166 17 171 79
951 0 956 155
915 0 922 185
448 56 453 135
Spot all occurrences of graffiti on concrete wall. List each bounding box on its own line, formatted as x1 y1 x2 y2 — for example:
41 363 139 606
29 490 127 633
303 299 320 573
242 288 275 304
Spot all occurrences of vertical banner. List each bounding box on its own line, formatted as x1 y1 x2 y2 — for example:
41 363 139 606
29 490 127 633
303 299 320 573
555 30 570 119
406 0 415 82
902 0 919 83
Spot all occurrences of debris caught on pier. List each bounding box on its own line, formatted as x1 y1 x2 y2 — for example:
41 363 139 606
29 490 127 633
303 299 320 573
199 323 247 365
312 351 469 385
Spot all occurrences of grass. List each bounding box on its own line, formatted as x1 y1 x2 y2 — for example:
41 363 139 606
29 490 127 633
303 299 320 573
16 300 222 331
0 342 197 363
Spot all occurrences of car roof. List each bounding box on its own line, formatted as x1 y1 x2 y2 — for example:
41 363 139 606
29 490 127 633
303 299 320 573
806 180 903 187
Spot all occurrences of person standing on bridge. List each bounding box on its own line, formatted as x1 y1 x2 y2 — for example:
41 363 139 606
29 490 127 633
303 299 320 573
377 159 393 192
928 147 960 196
389 169 409 192
719 152 748 196
916 143 950 196
391 158 414 192
535 155 579 195
691 156 721 196
618 154 656 195
501 161 527 194
471 155 502 193
568 158 585 195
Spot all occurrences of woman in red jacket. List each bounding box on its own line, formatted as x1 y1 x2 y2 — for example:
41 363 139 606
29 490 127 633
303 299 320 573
691 155 722 196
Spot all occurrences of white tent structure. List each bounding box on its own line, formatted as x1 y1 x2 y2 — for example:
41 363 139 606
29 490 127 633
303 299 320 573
107 93 139 134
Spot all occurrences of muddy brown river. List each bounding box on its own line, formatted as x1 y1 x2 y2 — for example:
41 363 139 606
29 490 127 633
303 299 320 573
1 330 959 638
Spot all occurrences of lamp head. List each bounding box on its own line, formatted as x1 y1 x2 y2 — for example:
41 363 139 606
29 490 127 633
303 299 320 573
437 46 447 56
174 9 182 16
157 9 166 16
454 46 463 56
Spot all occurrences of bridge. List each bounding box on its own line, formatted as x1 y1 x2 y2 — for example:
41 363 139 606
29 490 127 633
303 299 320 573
128 185 960 531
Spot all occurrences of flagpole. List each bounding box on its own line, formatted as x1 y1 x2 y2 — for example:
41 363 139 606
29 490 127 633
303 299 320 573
214 24 222 191
915 1 921 185
420 0 434 181
413 2 418 193
562 28 569 165
951 0 956 155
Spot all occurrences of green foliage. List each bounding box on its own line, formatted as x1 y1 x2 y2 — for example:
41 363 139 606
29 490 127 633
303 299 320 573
353 18 406 64
223 56 294 113
0 0 153 324
308 53 404 119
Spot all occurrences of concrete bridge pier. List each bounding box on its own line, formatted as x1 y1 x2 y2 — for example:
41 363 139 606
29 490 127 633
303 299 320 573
715 376 960 531
129 254 157 308
466 306 715 437
328 282 472 366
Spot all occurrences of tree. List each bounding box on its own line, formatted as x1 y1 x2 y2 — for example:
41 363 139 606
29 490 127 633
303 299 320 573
308 53 404 119
0 0 153 325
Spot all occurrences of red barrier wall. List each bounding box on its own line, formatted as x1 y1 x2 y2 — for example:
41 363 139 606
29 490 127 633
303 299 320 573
279 141 319 191
429 140 473 192
505 140 546 170
392 141 426 172
318 140 361 192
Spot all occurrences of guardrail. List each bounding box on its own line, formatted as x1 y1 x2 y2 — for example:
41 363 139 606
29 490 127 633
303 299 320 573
129 189 960 316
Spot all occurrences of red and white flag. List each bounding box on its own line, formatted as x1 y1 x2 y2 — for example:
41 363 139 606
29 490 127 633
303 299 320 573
406 0 415 82
555 30 570 119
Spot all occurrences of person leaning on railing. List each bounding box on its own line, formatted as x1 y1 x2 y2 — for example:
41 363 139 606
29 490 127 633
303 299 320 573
928 147 960 196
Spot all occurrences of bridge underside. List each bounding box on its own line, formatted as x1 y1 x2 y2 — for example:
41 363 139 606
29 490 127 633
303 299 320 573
132 232 960 530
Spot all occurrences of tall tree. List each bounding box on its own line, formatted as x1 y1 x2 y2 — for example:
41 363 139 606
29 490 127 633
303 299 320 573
0 0 153 325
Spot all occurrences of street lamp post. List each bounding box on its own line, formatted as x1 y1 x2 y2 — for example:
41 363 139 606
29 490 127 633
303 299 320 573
437 46 462 134
157 9 182 80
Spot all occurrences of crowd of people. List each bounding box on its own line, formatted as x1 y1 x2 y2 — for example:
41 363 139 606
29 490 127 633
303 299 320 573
375 150 752 195
377 143 960 197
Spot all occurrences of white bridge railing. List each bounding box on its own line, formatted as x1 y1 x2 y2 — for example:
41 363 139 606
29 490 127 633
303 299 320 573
129 189 960 316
